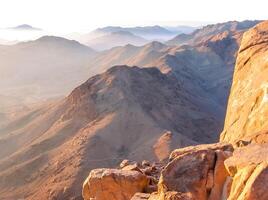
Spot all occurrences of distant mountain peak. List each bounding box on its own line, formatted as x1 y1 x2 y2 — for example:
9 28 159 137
9 24 42 31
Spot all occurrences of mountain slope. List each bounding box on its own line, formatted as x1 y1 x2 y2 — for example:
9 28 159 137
167 20 261 46
88 38 237 119
0 36 97 106
221 21 268 143
0 65 221 200
77 25 176 44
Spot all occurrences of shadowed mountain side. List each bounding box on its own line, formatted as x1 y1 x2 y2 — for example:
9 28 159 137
0 66 221 200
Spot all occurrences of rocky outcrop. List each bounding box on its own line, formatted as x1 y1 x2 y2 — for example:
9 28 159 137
155 143 233 200
82 141 268 200
224 143 268 200
221 20 268 143
82 168 149 200
82 143 233 200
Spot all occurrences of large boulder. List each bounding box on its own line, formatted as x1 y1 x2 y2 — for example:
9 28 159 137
82 168 149 200
156 143 233 200
224 143 268 200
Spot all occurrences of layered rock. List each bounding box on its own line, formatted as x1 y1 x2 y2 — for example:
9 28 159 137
221 21 268 143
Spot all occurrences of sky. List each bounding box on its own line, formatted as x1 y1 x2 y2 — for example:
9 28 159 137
0 0 267 37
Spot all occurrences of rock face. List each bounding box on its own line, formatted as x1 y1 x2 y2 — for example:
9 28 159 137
221 21 268 143
82 168 149 200
156 143 233 200
224 143 268 200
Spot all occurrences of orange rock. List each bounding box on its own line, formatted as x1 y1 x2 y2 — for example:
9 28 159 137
224 143 268 200
131 193 151 200
157 143 233 200
82 168 149 200
221 20 268 143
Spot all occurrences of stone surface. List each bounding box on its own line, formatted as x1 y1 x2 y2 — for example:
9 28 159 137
224 143 268 200
131 193 151 200
169 142 233 160
221 20 268 143
82 168 149 200
157 143 233 200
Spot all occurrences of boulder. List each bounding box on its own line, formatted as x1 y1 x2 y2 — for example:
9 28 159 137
224 143 268 200
157 143 233 200
131 193 151 200
82 168 149 200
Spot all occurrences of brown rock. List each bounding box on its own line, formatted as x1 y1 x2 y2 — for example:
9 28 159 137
225 143 268 200
131 193 151 200
150 191 193 200
122 163 143 173
169 142 233 160
157 143 232 200
120 159 131 168
82 168 149 200
221 20 268 143
142 160 151 167
208 150 231 200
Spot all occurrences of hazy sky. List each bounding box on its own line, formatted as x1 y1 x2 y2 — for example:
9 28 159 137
0 0 267 33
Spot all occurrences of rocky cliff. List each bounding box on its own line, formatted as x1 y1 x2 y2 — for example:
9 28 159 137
82 21 268 200
221 20 268 143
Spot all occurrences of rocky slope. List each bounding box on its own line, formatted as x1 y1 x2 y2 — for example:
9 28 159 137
0 65 221 199
82 21 268 200
90 39 232 117
167 20 261 46
87 21 260 115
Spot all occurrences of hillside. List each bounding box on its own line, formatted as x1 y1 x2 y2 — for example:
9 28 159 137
0 36 96 107
0 65 221 199
167 20 261 46
82 20 268 200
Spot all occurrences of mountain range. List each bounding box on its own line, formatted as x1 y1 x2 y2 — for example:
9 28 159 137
0 20 265 200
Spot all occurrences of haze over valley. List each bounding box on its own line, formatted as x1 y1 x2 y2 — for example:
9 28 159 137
0 0 268 199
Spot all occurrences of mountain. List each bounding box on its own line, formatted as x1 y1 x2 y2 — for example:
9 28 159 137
164 25 198 34
221 20 268 143
0 36 96 107
0 65 221 199
84 31 148 50
74 25 178 47
86 21 260 112
88 38 237 118
167 20 261 46
8 24 42 31
82 21 268 200
91 25 176 40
